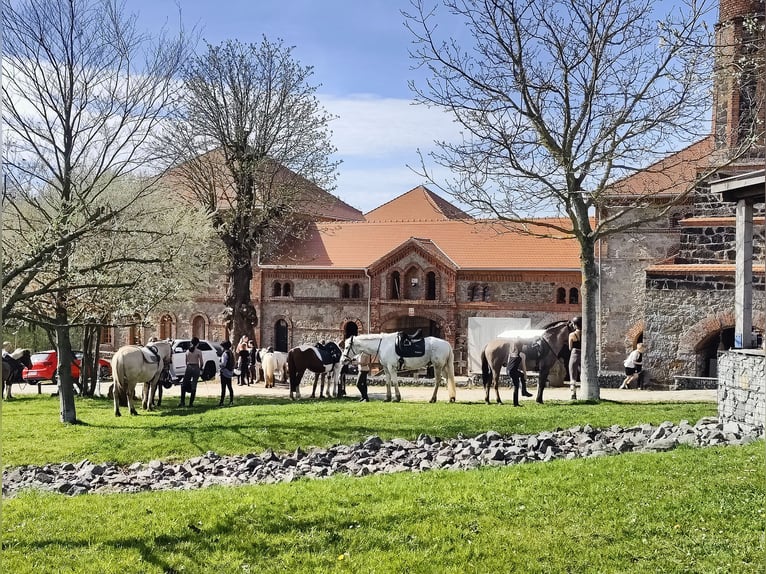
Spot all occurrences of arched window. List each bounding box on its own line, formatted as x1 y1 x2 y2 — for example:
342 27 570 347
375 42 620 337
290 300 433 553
556 287 566 304
351 283 361 299
283 282 292 297
192 315 206 339
569 288 579 305
468 284 476 301
391 271 401 299
425 272 436 300
342 283 350 298
273 282 282 297
159 314 173 339
483 285 491 302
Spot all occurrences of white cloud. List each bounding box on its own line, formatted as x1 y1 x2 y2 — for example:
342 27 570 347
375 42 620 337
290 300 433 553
320 93 463 212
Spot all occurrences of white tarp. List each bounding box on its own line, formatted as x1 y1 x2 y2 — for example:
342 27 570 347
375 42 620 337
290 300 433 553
467 317 532 374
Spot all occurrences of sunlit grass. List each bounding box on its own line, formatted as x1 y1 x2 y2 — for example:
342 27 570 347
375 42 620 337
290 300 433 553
1 394 716 466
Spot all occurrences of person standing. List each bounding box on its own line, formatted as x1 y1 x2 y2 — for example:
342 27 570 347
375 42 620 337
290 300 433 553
179 337 203 407
237 338 251 386
219 340 235 406
620 343 645 389
356 353 370 402
247 340 258 384
505 341 527 406
568 316 583 400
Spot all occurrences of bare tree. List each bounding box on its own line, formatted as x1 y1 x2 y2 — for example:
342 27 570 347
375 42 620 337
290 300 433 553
2 0 189 422
405 0 760 400
163 38 340 345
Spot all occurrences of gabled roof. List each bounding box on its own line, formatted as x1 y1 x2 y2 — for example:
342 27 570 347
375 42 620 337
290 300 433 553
605 136 714 198
164 148 364 222
364 185 472 222
262 218 581 271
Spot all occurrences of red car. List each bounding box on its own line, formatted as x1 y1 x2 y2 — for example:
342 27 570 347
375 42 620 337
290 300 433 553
23 350 112 384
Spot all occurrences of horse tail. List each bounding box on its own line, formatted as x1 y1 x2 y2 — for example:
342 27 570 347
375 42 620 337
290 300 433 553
287 351 298 390
481 349 491 389
445 344 456 399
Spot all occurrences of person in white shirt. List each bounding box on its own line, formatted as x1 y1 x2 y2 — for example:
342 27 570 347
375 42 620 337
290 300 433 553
620 343 645 389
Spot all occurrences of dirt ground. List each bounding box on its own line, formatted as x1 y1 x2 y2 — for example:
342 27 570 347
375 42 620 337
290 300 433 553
16 376 717 403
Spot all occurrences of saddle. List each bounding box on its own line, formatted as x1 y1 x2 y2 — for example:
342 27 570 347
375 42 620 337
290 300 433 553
395 330 425 370
140 345 161 364
314 342 342 365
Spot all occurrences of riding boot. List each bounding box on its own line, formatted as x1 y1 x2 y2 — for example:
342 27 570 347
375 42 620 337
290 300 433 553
356 371 368 401
520 373 533 397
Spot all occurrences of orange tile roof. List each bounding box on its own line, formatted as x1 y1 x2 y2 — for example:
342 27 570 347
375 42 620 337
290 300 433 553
646 263 766 275
264 218 582 270
606 136 715 198
364 185 472 222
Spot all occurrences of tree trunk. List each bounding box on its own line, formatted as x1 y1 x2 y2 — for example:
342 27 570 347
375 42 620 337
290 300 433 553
580 239 600 401
56 321 78 424
224 246 257 345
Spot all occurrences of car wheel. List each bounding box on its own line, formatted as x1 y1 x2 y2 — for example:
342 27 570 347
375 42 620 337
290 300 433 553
202 361 216 380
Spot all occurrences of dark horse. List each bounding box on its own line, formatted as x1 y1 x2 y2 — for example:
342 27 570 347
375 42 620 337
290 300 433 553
532 320 576 403
287 342 343 401
2 349 33 399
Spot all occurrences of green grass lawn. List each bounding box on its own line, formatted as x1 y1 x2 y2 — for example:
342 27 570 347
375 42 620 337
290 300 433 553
2 395 764 573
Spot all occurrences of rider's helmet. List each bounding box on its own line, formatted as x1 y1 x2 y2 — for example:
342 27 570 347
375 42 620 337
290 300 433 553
572 316 582 328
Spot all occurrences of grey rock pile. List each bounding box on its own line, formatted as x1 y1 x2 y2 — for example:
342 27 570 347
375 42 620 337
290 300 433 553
3 417 762 498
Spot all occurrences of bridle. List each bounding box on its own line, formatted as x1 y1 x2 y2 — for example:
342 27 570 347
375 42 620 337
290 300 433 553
343 335 382 364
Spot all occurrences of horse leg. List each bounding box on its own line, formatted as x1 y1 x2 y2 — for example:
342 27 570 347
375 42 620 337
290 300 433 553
391 369 401 402
536 365 547 404
493 371 503 404
512 373 520 407
311 372 319 398
383 368 392 402
429 366 441 403
127 386 139 416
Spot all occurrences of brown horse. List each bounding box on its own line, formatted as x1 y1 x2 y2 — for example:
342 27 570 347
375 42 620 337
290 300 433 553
2 349 33 399
111 341 173 416
533 320 576 403
287 342 342 400
480 338 536 406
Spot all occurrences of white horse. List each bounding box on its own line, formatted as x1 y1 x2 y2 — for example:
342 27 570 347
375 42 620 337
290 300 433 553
111 340 173 416
341 333 456 403
260 349 288 388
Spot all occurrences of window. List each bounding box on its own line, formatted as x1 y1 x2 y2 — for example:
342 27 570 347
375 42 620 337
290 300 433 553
468 285 476 301
273 282 282 297
192 315 206 339
483 285 491 302
342 283 350 298
569 288 579 305
391 271 401 299
425 272 436 300
159 314 173 340
351 283 361 299
100 326 113 345
283 283 292 297
556 287 566 304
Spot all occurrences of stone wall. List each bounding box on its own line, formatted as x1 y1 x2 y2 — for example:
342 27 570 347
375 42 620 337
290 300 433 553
717 349 765 428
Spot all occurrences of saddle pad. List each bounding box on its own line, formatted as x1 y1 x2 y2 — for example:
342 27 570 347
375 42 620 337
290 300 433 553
311 342 342 365
395 333 425 358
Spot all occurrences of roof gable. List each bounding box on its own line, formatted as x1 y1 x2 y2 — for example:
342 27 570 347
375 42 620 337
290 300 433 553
367 237 459 273
364 185 472 222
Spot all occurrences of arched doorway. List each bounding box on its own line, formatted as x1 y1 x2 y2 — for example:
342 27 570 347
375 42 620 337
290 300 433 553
274 319 289 352
695 328 735 377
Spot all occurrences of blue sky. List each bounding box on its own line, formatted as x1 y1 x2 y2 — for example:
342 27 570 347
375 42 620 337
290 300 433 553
133 0 463 214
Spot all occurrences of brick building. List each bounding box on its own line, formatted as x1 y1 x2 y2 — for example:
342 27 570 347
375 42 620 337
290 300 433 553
108 0 763 385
